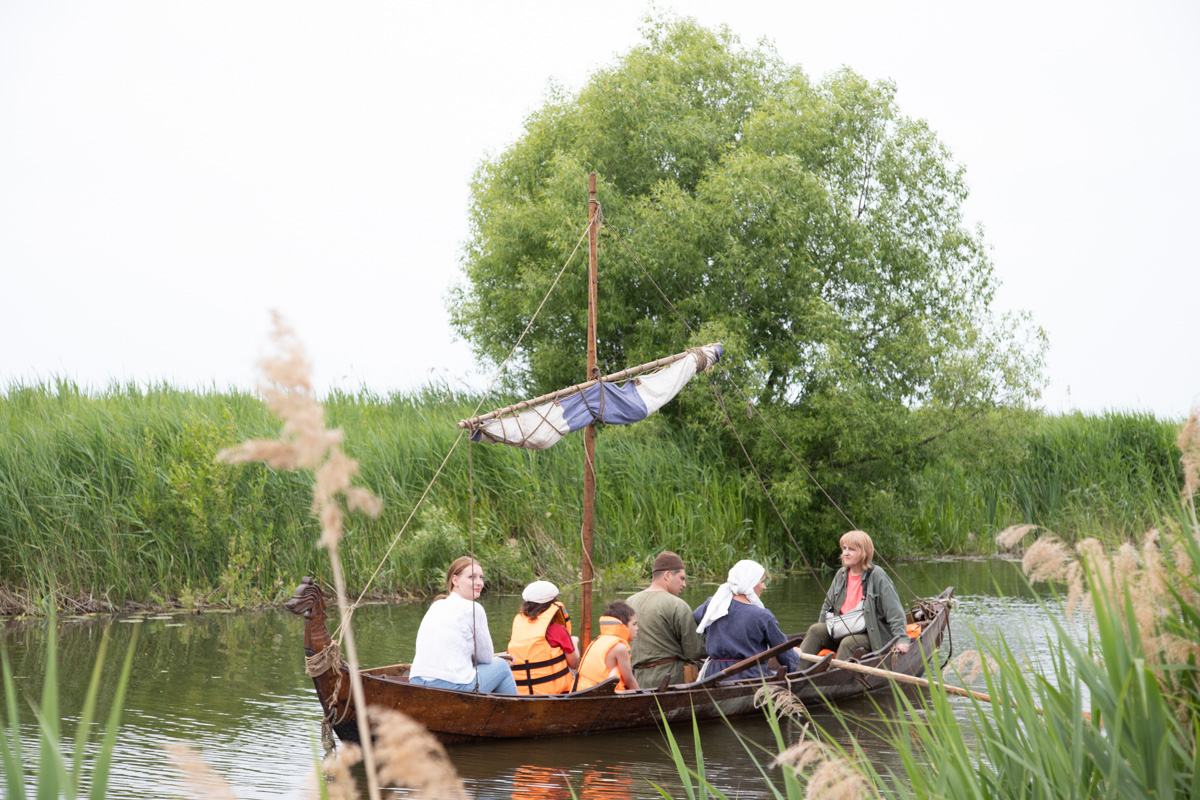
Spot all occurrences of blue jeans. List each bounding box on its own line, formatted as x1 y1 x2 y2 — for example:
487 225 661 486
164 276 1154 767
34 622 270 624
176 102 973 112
409 659 517 694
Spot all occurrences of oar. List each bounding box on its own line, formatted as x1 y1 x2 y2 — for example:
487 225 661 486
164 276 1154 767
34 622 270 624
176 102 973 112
683 635 806 689
795 651 1091 721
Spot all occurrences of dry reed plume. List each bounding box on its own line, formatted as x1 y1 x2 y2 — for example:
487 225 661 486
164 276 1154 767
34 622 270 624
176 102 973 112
1013 528 1199 669
165 743 239 800
216 311 382 546
755 684 809 718
367 707 468 799
997 409 1200 692
317 708 468 800
1180 405 1199 522
995 523 1042 549
211 313 462 800
772 738 874 800
949 649 999 683
321 742 363 800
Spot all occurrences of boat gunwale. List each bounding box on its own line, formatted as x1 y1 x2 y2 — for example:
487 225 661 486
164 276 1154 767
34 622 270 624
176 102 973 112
309 587 953 705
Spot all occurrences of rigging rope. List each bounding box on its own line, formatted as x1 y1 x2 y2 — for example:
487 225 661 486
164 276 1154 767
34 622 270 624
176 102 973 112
601 210 924 603
469 432 479 691
334 220 594 642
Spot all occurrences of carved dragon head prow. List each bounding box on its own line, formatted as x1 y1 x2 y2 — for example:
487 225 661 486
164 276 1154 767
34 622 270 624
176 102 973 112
285 577 334 654
285 576 328 619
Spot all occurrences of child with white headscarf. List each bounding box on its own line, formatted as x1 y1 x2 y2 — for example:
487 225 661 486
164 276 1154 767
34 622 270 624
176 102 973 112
692 559 799 681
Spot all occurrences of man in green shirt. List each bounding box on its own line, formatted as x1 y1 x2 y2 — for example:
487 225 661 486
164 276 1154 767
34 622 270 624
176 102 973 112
626 551 706 688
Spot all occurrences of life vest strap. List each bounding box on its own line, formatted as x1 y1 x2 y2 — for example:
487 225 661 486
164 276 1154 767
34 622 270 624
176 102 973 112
514 665 572 687
515 653 567 671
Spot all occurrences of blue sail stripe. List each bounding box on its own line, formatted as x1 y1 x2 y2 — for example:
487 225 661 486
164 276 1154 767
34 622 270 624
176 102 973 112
560 380 651 431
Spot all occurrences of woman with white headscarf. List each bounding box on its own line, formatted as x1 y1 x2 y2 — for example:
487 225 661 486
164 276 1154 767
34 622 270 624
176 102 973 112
692 559 799 681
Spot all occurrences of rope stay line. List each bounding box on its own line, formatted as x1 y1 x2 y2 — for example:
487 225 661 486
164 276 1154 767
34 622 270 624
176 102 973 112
333 220 594 643
601 211 924 603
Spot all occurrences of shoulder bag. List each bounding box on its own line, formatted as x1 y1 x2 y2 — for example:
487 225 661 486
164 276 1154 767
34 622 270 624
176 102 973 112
825 569 871 639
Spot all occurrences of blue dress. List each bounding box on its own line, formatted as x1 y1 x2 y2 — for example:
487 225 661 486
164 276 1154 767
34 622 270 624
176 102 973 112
692 598 799 681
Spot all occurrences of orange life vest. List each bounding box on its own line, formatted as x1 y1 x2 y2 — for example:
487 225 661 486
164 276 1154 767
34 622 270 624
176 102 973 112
507 601 574 695
574 616 631 691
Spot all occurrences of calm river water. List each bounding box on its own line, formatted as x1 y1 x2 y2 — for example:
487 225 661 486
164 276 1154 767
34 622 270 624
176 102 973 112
1 558 1061 799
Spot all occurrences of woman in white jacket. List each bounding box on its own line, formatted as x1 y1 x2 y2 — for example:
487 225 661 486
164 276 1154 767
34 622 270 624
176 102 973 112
409 556 517 694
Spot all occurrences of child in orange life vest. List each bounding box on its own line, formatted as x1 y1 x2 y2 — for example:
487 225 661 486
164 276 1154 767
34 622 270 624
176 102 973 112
575 600 640 692
507 580 580 695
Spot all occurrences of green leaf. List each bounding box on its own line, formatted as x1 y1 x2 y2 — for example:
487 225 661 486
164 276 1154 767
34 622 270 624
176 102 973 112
0 640 28 800
70 629 111 796
37 609 61 800
89 624 138 800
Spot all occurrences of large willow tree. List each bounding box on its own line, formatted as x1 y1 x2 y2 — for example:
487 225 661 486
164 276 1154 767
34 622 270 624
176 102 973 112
449 16 1046 554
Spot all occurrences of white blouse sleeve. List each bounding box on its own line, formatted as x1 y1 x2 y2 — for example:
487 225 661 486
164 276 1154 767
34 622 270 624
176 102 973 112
472 602 496 664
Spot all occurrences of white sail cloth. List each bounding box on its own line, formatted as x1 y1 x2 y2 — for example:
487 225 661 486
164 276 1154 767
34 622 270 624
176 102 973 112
470 344 723 450
695 560 767 634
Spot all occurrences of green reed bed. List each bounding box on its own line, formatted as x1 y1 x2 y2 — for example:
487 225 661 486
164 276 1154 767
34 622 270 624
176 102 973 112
851 505 1198 799
669 530 1200 799
0 382 760 612
0 382 1188 614
867 409 1187 554
665 414 1200 799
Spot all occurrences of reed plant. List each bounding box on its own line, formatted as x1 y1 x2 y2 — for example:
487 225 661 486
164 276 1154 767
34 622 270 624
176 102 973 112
0 381 759 612
665 526 1200 799
661 408 1200 799
855 409 1185 555
0 376 1188 613
0 610 137 800
863 500 1200 798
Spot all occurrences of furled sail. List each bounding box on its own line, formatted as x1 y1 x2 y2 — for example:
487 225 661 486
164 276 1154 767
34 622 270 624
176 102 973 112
462 344 723 450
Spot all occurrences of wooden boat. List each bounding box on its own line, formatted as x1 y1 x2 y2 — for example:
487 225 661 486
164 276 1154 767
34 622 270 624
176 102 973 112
287 578 954 744
286 174 956 744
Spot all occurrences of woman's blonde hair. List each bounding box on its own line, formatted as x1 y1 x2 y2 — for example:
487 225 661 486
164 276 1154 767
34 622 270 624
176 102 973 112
839 530 875 569
436 556 480 600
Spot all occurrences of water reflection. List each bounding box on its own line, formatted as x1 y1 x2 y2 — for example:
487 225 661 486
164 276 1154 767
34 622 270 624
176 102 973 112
1 559 1063 799
503 763 633 800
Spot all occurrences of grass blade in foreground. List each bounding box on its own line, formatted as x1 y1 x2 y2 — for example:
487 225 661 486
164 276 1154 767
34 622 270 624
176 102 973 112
0 613 139 800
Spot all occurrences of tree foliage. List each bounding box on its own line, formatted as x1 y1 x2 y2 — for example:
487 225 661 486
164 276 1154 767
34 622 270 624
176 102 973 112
449 15 1047 556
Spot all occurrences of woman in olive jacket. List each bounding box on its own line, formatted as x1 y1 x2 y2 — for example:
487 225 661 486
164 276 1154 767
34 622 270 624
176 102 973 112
800 530 911 660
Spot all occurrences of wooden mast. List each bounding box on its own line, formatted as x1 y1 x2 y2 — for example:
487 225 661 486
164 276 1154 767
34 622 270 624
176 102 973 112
581 172 598 647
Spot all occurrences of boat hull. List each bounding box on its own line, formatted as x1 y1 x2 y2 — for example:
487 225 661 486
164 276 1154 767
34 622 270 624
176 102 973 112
321 672 769 744
288 580 953 745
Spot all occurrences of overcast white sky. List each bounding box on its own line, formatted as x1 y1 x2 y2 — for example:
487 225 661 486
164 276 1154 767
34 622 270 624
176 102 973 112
2 1 1197 419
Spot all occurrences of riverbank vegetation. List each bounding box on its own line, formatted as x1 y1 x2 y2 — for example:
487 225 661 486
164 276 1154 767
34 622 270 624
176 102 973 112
0 380 1186 615
669 409 1200 799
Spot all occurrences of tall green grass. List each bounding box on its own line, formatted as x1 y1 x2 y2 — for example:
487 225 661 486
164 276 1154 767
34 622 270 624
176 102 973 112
663 520 1200 799
664 411 1200 799
0 382 1186 613
863 410 1186 554
1 610 138 800
0 382 763 611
